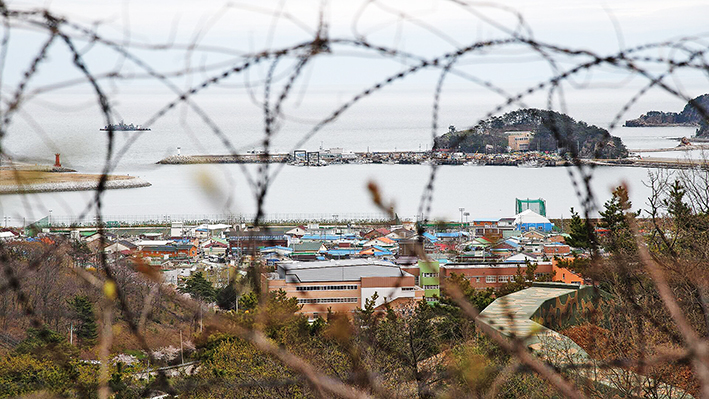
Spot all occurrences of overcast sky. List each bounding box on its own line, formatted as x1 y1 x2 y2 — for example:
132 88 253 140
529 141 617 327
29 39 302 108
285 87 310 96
4 0 709 129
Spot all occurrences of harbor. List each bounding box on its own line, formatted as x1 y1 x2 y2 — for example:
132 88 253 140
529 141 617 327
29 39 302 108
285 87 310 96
156 148 708 169
157 150 570 167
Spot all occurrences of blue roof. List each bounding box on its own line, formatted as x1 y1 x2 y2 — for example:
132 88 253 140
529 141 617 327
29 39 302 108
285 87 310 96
504 239 521 248
326 249 360 256
371 246 393 256
422 232 438 242
436 232 470 238
302 234 341 241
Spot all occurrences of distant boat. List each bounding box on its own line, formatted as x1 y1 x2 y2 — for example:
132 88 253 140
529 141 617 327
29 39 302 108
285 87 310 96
100 121 150 131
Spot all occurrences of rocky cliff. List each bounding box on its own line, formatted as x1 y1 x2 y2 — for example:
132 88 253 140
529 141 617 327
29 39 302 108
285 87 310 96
624 94 709 130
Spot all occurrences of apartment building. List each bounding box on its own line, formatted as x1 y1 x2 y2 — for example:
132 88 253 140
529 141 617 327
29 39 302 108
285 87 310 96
266 259 423 320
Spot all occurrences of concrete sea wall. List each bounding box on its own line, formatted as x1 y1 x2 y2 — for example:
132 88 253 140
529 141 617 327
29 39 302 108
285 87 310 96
0 177 151 195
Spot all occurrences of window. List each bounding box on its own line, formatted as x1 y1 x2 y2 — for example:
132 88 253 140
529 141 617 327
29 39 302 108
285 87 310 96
421 272 438 278
296 285 358 291
297 297 358 304
486 275 496 283
423 285 439 290
498 275 509 283
402 287 416 291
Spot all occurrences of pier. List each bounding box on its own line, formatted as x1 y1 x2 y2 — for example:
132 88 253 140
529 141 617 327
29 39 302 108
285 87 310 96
156 150 709 170
629 144 709 153
157 150 568 167
157 154 290 164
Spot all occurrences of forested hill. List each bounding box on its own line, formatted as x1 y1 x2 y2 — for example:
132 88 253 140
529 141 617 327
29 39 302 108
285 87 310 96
624 94 709 129
434 109 628 159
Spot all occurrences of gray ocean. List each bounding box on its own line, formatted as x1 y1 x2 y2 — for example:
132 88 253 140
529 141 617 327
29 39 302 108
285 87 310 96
0 88 701 225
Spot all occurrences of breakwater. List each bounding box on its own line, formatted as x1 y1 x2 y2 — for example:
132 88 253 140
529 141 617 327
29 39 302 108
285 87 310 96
157 151 568 166
591 157 707 170
157 154 289 164
0 176 151 195
156 150 708 170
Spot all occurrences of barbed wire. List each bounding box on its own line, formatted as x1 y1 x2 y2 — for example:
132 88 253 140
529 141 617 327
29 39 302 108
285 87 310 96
0 1 707 398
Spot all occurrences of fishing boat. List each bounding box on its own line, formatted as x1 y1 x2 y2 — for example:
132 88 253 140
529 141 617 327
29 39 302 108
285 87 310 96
517 159 545 168
100 121 151 131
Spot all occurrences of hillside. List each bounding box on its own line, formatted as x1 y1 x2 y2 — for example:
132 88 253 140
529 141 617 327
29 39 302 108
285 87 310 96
434 109 627 159
624 94 709 130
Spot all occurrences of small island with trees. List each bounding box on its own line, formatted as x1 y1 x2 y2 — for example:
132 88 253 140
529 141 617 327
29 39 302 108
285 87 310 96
624 93 709 137
434 108 628 159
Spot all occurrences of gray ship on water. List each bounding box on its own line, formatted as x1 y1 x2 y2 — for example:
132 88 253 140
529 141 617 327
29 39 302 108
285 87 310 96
100 121 151 131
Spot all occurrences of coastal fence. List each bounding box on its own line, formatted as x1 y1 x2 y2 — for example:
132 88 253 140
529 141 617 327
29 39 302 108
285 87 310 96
31 212 396 228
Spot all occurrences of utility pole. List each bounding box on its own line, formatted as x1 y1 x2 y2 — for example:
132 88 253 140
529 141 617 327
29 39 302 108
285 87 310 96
69 323 73 345
180 330 184 364
458 207 465 243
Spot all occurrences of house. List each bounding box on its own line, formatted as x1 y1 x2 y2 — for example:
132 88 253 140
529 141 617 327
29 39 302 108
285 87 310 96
440 256 552 290
387 228 415 240
552 258 585 285
290 242 327 261
0 230 18 241
358 246 393 258
265 259 424 320
363 236 396 248
543 243 572 257
202 238 229 256
400 260 440 302
521 230 546 241
514 210 554 232
326 248 361 259
363 228 390 240
507 131 533 151
104 240 137 255
285 225 307 237
191 224 231 238
227 228 289 256
138 243 198 261
291 242 327 254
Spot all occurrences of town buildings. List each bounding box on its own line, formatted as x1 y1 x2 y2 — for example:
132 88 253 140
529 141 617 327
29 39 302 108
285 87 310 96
507 131 534 151
18 198 591 320
265 259 423 320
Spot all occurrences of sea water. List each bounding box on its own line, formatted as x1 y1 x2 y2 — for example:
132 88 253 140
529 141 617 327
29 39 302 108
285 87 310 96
0 89 701 225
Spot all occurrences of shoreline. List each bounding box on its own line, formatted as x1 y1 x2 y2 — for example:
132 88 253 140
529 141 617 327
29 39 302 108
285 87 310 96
0 177 151 195
156 153 706 170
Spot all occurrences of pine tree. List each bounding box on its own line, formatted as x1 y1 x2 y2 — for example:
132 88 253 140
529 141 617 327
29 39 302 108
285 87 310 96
599 186 635 253
216 283 237 311
68 295 98 346
664 180 692 230
181 271 216 302
567 207 594 249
